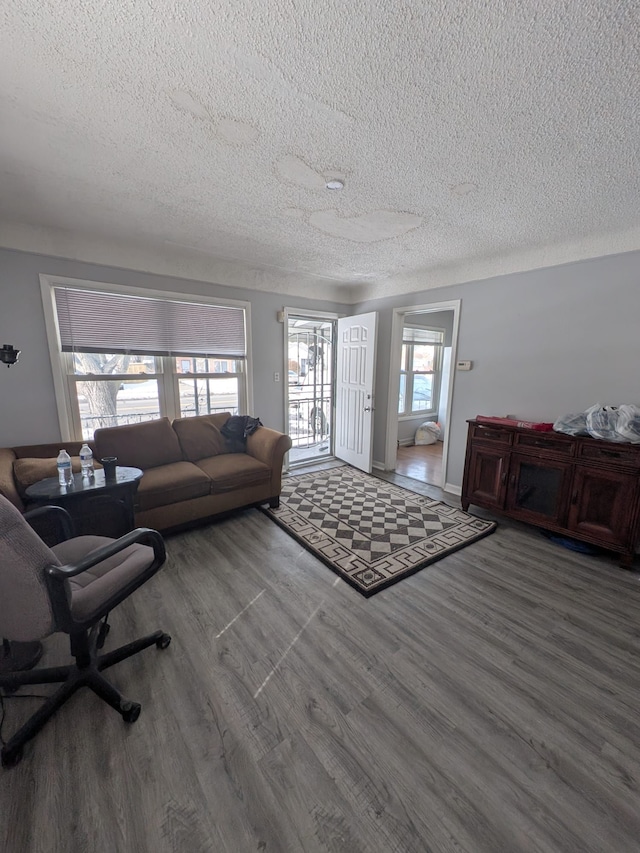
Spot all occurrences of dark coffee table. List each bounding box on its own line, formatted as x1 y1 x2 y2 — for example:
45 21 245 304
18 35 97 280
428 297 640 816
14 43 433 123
26 467 144 539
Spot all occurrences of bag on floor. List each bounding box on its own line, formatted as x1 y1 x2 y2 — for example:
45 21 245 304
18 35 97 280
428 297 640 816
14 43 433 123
414 421 441 445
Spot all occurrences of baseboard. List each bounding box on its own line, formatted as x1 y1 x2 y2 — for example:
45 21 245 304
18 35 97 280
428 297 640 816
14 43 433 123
398 438 414 447
444 482 462 496
372 460 385 470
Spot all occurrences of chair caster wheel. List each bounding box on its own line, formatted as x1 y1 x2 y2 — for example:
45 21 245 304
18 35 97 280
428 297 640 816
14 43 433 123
1 745 23 768
156 634 171 650
121 701 141 723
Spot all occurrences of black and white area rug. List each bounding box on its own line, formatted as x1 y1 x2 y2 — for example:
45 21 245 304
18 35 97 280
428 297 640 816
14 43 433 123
262 465 497 596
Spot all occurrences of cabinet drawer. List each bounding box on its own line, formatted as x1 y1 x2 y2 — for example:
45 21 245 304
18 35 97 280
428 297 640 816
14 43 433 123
514 433 574 457
471 425 513 446
578 442 640 468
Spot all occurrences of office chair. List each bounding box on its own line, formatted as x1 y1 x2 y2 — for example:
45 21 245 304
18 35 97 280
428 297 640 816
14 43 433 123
0 495 171 768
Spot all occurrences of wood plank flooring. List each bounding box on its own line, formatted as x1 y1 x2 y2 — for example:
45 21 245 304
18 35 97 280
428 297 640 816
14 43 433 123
395 443 443 486
2 472 640 852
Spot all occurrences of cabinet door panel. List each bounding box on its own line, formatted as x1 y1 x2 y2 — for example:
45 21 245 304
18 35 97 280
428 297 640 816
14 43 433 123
466 447 508 508
567 468 638 547
506 454 572 526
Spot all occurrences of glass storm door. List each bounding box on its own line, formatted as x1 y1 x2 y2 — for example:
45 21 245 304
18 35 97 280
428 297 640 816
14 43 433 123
287 316 334 465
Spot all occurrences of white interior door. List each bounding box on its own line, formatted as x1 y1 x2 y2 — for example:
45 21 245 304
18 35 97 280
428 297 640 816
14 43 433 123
335 312 378 472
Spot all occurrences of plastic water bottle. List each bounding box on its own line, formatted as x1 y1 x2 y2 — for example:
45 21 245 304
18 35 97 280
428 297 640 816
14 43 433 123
57 449 73 486
80 443 94 478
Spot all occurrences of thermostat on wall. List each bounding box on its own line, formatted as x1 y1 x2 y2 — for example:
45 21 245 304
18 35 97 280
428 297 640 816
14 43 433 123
456 360 473 371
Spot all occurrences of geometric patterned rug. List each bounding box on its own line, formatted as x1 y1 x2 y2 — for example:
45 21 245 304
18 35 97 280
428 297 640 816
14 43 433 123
261 465 497 597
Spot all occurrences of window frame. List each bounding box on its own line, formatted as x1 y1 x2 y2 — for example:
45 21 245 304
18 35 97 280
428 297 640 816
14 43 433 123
40 274 253 441
398 326 445 420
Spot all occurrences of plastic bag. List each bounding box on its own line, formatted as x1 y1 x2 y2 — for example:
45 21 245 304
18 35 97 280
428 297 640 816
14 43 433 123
585 404 626 442
553 412 589 436
415 421 441 445
615 404 640 443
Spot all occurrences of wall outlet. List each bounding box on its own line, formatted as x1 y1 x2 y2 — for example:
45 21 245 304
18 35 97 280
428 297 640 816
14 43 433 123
274 372 280 382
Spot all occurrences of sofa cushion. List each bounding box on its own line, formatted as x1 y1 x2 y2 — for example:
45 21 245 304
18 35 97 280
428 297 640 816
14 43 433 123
196 454 271 493
94 417 183 470
172 413 232 462
136 462 211 511
14 457 83 498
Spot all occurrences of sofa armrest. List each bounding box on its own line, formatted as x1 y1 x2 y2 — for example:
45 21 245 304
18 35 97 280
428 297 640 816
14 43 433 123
245 428 292 469
0 447 22 511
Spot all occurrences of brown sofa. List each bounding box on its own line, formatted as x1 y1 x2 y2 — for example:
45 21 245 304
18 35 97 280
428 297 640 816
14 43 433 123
0 414 291 532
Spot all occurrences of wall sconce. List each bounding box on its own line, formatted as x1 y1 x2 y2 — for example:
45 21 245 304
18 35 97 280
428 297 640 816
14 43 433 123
0 344 20 367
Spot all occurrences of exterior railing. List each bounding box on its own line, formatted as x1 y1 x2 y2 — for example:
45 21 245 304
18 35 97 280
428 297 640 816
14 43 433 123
288 392 331 448
80 395 331 450
80 405 238 439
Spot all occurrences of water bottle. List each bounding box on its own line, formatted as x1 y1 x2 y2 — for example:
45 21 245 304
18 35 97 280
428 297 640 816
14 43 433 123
57 449 73 486
80 443 94 478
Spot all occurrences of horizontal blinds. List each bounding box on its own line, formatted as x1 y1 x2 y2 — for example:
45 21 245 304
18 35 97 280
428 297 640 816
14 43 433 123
402 326 444 344
54 287 246 358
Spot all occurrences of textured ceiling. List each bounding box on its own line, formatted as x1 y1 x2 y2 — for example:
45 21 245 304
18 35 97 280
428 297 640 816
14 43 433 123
1 1 639 300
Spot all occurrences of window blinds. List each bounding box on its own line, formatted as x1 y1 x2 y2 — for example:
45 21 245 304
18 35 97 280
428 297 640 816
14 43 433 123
54 287 246 358
402 326 444 344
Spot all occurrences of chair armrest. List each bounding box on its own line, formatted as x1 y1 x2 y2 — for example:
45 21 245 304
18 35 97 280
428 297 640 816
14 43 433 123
246 428 292 468
46 528 166 579
24 505 75 545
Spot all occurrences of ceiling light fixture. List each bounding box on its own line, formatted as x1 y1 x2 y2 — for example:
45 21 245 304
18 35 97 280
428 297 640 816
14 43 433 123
325 179 344 190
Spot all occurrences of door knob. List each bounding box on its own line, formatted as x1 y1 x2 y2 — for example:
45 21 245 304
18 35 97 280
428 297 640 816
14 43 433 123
364 406 374 412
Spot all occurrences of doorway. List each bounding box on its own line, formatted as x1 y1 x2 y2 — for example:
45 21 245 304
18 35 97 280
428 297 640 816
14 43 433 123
385 300 461 489
286 313 335 466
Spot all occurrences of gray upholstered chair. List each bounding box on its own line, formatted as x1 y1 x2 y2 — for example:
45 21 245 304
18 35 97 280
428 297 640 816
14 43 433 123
0 495 170 768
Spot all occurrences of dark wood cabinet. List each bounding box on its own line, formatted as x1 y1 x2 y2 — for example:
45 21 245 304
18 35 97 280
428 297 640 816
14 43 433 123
505 453 573 527
466 445 509 508
462 420 640 566
567 467 638 547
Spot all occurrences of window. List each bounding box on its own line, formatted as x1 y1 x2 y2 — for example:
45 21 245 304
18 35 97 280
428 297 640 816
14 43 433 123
398 326 444 418
174 356 243 419
71 352 163 436
41 277 251 440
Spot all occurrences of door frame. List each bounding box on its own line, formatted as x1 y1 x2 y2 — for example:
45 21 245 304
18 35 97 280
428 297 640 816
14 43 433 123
282 307 342 471
384 299 461 488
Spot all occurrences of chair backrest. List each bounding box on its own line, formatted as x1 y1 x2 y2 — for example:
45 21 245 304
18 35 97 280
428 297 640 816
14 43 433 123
0 495 60 642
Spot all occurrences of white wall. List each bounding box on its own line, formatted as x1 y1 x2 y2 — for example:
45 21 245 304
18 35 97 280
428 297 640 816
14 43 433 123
355 250 640 487
0 248 344 447
403 310 455 345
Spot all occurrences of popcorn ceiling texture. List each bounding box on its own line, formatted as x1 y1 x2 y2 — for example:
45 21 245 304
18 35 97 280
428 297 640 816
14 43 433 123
0 1 639 301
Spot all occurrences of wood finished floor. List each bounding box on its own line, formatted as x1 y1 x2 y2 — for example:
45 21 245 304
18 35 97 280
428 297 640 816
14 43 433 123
395 443 443 486
2 471 640 852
